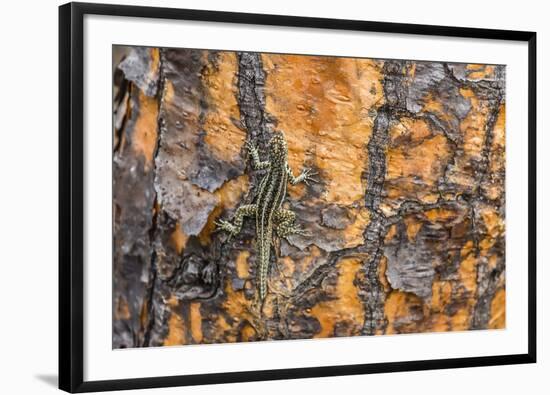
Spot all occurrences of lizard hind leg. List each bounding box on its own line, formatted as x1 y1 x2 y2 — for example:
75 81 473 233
215 204 257 239
274 208 310 238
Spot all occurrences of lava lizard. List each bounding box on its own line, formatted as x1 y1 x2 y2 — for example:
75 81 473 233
216 131 317 301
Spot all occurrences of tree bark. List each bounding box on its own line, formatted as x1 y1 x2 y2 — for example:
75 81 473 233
113 47 505 348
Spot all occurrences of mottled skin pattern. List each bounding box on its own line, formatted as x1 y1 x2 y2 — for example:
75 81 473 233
216 132 317 300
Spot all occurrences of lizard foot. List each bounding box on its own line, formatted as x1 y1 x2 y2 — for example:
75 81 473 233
300 168 319 186
276 223 312 238
291 225 311 237
215 219 239 240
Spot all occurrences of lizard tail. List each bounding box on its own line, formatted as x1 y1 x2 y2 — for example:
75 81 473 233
259 277 267 300
258 241 270 301
259 259 268 301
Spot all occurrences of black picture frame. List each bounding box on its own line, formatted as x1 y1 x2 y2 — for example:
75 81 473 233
59 2 537 393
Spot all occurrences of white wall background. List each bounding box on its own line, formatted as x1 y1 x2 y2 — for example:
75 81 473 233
0 0 546 393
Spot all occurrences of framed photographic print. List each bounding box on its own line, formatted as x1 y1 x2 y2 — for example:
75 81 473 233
59 2 537 393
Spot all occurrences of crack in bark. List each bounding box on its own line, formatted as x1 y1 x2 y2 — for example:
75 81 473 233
471 72 506 328
140 49 166 346
357 60 408 335
237 52 271 147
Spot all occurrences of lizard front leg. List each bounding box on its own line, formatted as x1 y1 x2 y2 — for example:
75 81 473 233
274 208 310 238
246 141 270 170
286 164 318 185
215 204 257 240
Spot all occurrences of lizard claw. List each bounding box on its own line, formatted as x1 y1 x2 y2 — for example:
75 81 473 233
215 219 238 241
303 177 319 186
296 230 312 237
300 168 319 185
291 225 311 237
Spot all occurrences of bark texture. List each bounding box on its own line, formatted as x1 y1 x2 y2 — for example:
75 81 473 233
113 46 505 348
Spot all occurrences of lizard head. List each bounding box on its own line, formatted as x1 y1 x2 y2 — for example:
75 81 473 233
268 131 288 161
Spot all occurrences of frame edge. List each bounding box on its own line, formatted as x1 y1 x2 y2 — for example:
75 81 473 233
59 2 86 393
527 31 537 363
58 2 537 392
59 3 72 392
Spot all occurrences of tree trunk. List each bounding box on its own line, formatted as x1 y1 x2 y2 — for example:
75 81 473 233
112 46 505 348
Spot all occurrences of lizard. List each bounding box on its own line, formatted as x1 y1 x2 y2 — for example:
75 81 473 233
216 131 317 301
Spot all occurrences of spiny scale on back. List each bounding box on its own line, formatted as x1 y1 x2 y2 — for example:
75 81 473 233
216 131 317 302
